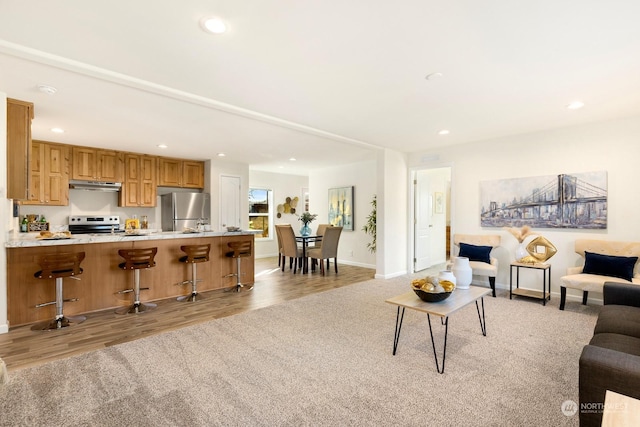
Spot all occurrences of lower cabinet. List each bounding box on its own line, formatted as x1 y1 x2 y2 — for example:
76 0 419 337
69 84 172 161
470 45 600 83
6 234 255 326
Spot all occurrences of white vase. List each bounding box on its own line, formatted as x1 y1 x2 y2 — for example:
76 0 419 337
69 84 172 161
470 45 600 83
451 257 472 289
438 270 457 287
515 243 528 262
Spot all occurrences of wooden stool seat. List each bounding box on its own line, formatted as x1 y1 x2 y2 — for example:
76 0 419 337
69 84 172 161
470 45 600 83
32 252 86 330
177 244 210 302
225 241 253 292
116 247 158 314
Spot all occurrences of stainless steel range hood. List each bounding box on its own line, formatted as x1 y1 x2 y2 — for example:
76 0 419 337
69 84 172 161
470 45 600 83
69 180 122 191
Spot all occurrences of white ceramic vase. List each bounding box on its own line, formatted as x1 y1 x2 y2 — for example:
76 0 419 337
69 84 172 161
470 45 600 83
451 256 472 289
438 270 457 287
515 242 528 262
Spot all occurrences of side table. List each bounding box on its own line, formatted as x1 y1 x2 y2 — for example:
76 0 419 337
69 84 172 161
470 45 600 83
510 262 551 306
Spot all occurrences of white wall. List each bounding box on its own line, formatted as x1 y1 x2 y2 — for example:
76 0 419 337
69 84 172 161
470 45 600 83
249 170 308 259
309 159 377 269
408 115 640 303
377 149 409 278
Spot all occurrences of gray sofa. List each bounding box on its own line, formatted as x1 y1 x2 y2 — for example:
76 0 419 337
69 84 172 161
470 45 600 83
579 282 640 427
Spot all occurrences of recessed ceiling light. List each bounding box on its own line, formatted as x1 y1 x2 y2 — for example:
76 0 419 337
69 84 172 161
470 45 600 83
217 153 226 157
37 84 57 95
200 16 227 34
157 144 168 149
289 157 297 161
425 72 443 81
567 101 585 110
438 129 450 135
51 127 64 133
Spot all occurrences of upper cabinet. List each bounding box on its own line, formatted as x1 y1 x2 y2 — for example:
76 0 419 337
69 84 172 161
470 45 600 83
158 158 205 189
72 147 123 182
6 98 34 200
119 153 157 207
23 141 70 206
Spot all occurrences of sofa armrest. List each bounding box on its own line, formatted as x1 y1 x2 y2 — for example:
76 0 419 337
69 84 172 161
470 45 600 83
603 282 640 307
566 266 583 275
579 345 640 427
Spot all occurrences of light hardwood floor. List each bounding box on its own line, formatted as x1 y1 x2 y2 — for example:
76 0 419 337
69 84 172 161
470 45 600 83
0 257 375 372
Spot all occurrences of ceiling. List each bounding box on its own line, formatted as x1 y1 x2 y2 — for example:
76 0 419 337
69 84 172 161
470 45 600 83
1 1 640 175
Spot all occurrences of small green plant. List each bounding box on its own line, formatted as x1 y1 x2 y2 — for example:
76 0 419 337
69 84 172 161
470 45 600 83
362 195 376 253
297 211 317 225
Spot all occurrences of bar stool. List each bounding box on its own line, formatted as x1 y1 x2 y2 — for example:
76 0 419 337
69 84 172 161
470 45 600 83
177 244 210 302
224 240 253 292
116 247 158 314
32 252 86 331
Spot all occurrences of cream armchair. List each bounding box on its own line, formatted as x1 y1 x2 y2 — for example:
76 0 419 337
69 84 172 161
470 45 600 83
448 234 501 297
560 239 640 310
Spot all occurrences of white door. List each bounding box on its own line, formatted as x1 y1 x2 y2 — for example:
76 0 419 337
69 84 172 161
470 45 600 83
220 175 241 229
414 171 432 271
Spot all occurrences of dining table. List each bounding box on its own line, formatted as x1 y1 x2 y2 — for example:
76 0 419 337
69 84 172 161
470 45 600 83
295 235 322 274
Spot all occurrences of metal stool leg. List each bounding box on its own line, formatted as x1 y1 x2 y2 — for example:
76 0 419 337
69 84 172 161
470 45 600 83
178 263 205 302
32 277 86 331
116 269 157 314
224 255 254 292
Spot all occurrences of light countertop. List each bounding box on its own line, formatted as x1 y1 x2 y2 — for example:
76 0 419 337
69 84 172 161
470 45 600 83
5 230 260 248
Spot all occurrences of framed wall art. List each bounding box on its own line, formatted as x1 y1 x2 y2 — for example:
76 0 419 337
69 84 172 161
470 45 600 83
328 186 354 231
480 171 607 229
434 192 444 214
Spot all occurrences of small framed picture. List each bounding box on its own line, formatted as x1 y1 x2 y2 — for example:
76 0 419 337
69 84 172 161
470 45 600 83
434 192 444 214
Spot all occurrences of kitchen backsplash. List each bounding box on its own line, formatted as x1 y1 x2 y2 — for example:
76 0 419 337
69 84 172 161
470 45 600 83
19 190 160 231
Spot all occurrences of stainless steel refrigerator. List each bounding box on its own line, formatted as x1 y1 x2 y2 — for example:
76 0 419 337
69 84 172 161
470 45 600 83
160 192 211 231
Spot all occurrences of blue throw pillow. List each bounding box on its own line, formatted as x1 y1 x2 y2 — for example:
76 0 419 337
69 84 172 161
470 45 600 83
459 243 492 264
582 251 638 282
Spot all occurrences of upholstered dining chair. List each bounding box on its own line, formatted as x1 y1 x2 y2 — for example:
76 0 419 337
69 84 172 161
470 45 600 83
279 225 304 273
274 224 290 267
308 226 343 276
313 224 332 247
448 234 501 297
309 224 332 270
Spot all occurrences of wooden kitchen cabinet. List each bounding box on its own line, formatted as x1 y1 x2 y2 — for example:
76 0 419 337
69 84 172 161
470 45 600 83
23 141 70 206
120 153 157 207
158 157 204 188
6 98 34 200
72 147 123 182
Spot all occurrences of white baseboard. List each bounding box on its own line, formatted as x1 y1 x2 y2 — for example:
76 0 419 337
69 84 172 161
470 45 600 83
375 270 408 279
0 323 8 334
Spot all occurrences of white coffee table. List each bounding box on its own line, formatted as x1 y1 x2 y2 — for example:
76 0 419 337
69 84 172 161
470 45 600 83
385 286 491 373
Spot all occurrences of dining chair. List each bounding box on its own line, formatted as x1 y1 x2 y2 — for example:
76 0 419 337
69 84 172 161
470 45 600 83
307 226 343 275
274 224 289 267
313 224 332 247
310 223 332 269
279 225 304 273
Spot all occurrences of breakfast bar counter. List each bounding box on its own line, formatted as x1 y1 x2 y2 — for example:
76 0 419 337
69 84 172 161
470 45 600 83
5 231 257 327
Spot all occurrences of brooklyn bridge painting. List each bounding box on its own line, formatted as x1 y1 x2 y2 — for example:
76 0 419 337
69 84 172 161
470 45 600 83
480 171 607 229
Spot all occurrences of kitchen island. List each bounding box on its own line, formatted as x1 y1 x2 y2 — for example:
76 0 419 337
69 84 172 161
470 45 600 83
5 230 257 327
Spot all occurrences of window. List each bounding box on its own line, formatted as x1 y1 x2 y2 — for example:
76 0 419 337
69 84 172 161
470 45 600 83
249 188 272 239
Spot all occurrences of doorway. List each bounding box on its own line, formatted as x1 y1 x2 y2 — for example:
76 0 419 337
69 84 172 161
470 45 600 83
411 166 451 273
220 174 241 229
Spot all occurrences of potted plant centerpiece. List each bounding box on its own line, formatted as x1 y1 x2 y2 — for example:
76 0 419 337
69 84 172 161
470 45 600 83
298 211 317 236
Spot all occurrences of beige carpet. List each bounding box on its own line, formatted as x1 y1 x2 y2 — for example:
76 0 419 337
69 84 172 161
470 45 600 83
0 277 598 426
